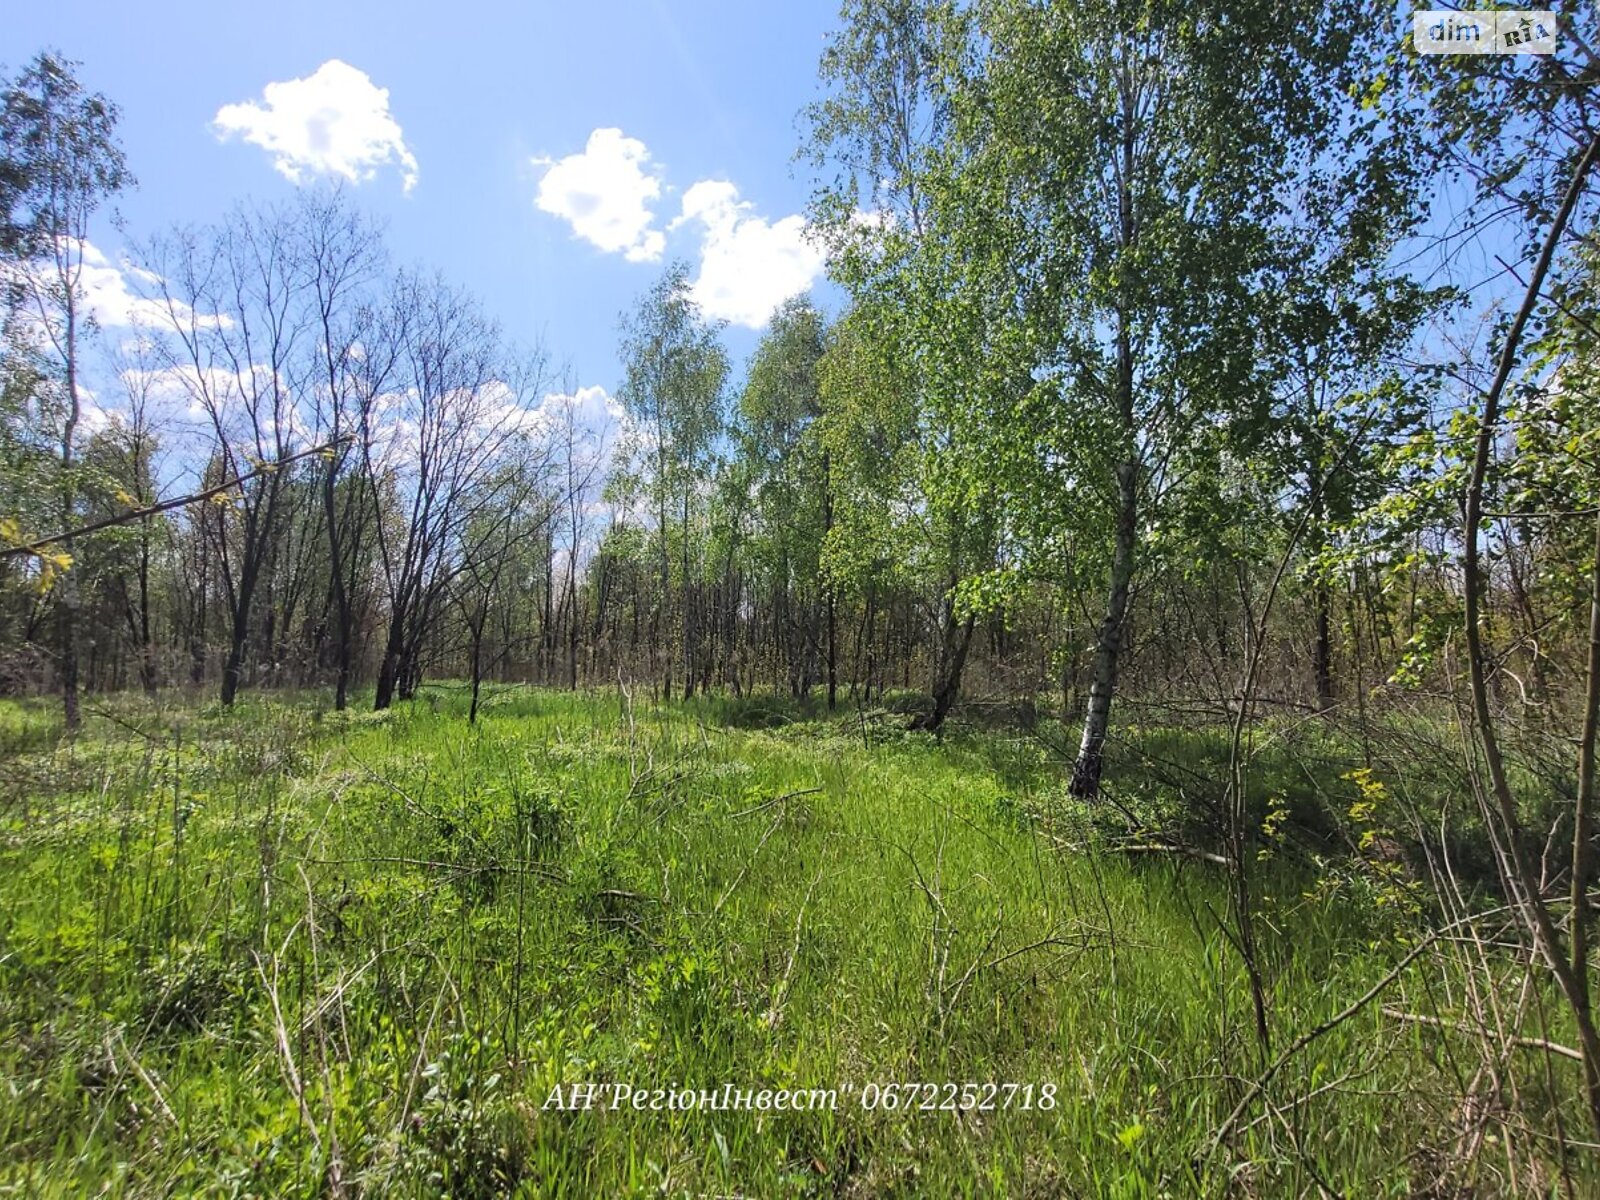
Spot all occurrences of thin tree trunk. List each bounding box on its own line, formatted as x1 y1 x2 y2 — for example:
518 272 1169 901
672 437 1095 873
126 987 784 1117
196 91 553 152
1071 106 1140 799
1071 455 1137 797
58 301 82 731
56 578 80 730
374 625 403 710
220 616 248 707
919 610 975 734
1313 582 1334 712
190 535 208 687
136 516 156 694
1462 129 1600 1138
323 457 354 711
1571 502 1600 1077
468 614 486 725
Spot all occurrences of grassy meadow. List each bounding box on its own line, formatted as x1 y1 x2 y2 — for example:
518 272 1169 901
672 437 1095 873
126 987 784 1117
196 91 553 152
0 687 1586 1197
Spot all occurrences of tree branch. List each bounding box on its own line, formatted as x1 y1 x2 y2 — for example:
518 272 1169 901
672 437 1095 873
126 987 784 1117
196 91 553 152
0 439 343 561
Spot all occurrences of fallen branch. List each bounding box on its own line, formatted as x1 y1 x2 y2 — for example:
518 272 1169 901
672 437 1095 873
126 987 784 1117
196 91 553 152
1381 1006 1584 1063
109 1028 177 1127
1115 841 1231 868
727 787 822 820
764 866 826 1029
713 807 787 915
1205 932 1440 1160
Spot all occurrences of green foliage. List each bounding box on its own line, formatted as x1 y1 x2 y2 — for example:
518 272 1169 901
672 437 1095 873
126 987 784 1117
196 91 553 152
613 262 730 538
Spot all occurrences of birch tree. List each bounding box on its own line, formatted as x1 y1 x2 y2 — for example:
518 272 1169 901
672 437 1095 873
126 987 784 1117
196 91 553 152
0 51 130 728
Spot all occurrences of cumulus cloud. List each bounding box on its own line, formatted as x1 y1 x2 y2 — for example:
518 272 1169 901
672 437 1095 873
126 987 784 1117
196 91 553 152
538 384 626 453
534 129 665 263
530 129 827 325
214 60 419 192
356 383 623 481
537 384 624 433
120 362 287 426
476 383 625 450
670 180 826 328
78 241 229 330
0 240 228 365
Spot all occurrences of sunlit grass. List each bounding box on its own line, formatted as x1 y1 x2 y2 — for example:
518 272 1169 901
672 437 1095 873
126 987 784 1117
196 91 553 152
0 686 1586 1196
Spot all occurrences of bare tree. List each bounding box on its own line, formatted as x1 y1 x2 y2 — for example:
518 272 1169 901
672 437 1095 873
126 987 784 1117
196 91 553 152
364 271 545 709
144 207 312 705
295 191 387 709
453 438 560 721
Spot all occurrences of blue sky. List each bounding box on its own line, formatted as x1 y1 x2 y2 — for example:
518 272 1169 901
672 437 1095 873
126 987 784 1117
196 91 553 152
7 0 844 401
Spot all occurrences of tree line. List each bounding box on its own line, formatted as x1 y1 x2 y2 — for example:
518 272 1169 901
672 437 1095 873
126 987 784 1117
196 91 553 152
1 1 1598 859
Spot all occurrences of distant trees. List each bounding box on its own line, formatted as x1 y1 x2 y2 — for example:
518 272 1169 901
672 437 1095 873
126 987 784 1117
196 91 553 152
453 439 560 723
1 11 1599 849
2 38 1014 723
738 296 832 703
0 59 601 718
612 263 729 700
366 274 547 709
79 358 161 694
127 194 563 714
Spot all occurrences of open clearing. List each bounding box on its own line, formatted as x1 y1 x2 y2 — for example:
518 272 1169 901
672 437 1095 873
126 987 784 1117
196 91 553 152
1 689 1576 1197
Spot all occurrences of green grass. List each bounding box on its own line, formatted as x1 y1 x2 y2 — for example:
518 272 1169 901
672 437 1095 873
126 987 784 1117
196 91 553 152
0 687 1587 1196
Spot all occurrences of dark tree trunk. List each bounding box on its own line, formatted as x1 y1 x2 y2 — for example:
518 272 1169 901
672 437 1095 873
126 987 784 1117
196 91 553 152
911 590 976 735
216 484 275 708
57 585 80 731
218 541 261 707
468 613 486 725
58 316 81 732
827 591 838 712
220 614 248 707
323 457 353 711
374 627 403 710
136 529 156 695
1313 583 1334 712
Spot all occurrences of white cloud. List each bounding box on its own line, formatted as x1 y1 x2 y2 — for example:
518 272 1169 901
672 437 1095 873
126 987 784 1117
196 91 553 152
79 241 230 331
475 383 624 450
529 130 827 325
0 240 228 358
120 362 281 426
214 60 418 192
103 363 298 484
359 382 623 478
536 384 624 438
671 180 825 328
533 129 665 263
